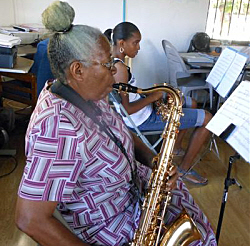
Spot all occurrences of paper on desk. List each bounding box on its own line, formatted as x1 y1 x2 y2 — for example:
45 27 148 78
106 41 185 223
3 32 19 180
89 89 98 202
206 81 250 162
0 33 21 48
206 47 248 98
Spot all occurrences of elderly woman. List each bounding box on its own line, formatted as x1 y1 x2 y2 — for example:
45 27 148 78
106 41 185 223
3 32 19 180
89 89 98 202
15 1 216 246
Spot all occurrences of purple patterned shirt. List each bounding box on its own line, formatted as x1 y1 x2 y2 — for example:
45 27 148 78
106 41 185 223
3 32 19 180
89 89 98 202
18 82 217 246
18 82 150 246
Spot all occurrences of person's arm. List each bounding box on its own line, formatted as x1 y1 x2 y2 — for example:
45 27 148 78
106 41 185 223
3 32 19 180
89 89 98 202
131 131 155 169
131 131 179 191
15 197 89 246
113 62 162 115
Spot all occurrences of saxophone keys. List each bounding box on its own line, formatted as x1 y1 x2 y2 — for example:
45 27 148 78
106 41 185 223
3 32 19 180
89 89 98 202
175 122 181 128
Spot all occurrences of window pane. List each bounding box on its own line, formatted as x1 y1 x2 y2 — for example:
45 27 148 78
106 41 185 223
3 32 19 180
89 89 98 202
206 0 250 41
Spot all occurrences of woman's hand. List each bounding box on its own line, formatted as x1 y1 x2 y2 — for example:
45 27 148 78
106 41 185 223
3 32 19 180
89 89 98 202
131 131 155 169
165 166 180 192
147 91 163 102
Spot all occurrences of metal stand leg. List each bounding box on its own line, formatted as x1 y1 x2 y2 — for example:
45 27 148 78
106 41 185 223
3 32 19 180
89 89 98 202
188 133 221 171
216 153 242 244
209 134 220 159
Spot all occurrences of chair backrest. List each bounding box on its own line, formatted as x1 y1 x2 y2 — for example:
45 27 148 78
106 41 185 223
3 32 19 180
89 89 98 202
109 91 162 154
162 39 190 86
31 38 54 96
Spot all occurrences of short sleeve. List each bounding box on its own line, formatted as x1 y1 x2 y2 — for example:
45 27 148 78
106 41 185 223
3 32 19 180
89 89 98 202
18 114 83 202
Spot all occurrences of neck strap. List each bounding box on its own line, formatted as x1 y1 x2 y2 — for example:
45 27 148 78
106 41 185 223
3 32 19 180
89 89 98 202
49 80 138 183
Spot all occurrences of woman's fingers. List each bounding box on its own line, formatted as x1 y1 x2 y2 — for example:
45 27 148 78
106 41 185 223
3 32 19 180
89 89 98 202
148 91 163 101
166 166 179 191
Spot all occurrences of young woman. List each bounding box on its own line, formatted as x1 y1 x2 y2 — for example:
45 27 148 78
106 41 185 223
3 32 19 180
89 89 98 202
104 22 213 185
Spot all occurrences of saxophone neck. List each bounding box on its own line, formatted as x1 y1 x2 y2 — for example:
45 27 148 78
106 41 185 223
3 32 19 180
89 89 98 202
113 83 142 94
112 83 183 105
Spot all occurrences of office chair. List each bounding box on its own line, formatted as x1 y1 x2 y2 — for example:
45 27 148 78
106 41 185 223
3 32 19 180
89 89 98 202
109 91 162 154
162 39 213 110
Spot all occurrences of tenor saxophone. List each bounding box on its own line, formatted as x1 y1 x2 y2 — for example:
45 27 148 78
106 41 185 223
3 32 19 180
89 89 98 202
113 83 202 246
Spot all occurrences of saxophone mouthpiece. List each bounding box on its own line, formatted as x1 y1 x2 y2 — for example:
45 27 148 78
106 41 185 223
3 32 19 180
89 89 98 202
113 83 139 94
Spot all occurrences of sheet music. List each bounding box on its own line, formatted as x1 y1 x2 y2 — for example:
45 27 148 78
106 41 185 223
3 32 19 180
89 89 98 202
206 81 250 162
206 47 248 98
206 48 236 87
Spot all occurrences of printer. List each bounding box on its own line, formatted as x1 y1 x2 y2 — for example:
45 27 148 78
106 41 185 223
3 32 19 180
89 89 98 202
0 33 20 68
0 46 18 68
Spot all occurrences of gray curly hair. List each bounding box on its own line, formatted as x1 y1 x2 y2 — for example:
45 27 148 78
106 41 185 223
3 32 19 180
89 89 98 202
42 1 104 84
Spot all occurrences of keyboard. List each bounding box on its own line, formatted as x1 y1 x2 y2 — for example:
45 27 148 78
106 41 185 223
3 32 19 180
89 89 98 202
180 52 216 63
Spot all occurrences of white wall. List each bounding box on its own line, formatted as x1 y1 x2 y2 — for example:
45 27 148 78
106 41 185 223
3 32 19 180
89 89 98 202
0 0 210 87
69 0 123 31
0 0 53 25
0 0 15 25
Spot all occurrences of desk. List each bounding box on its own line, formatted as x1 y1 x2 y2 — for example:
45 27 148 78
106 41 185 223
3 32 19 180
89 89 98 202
0 57 37 109
185 62 214 69
180 52 250 70
187 61 250 71
0 56 34 73
18 44 37 58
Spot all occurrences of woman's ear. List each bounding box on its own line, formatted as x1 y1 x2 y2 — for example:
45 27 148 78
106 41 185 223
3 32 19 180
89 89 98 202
117 39 125 49
69 61 85 81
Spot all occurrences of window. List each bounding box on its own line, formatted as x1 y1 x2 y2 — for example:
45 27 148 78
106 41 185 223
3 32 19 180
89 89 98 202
206 0 250 42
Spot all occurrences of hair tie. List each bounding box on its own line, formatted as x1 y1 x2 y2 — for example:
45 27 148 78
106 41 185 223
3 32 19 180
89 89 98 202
56 24 73 34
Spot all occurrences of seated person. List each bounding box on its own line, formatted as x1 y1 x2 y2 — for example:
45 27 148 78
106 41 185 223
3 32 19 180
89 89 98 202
31 38 54 96
104 22 213 185
15 2 217 246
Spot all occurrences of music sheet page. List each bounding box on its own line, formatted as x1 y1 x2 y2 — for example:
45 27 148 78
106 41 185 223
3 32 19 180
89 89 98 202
206 47 248 98
206 48 236 88
206 81 250 162
217 53 248 97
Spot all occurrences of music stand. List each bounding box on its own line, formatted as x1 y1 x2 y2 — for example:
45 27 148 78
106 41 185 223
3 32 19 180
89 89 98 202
207 63 247 161
206 81 249 244
205 47 249 244
215 124 243 244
